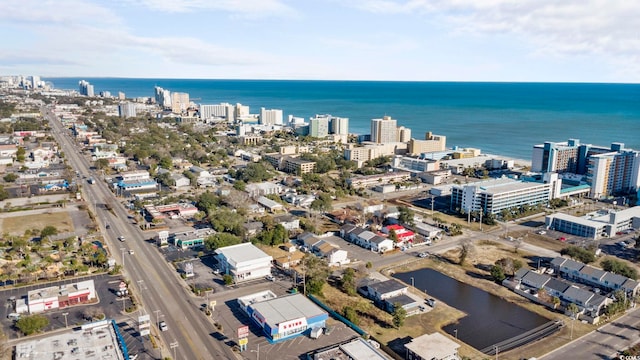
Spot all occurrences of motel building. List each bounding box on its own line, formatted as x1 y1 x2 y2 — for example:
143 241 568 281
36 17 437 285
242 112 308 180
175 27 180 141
238 291 328 343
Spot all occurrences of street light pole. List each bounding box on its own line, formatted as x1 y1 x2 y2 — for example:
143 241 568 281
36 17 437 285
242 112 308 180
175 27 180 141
120 247 126 267
170 341 179 360
454 329 457 340
410 277 414 291
154 310 161 329
495 345 499 360
62 312 69 328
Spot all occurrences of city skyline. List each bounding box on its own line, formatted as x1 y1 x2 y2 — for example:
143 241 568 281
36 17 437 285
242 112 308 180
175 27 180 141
1 1 639 83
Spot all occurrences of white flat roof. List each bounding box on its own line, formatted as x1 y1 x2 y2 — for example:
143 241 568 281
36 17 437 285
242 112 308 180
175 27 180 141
549 212 606 228
250 294 326 328
405 332 460 359
14 320 125 360
215 243 272 265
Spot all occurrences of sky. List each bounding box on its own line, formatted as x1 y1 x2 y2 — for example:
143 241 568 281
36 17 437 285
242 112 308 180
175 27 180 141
1 0 639 82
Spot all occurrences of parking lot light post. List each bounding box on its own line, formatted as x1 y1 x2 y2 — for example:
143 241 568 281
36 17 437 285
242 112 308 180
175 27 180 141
62 312 69 328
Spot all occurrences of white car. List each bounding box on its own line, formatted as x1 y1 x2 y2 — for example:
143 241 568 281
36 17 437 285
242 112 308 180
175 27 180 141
129 250 134 255
118 236 125 242
159 321 168 331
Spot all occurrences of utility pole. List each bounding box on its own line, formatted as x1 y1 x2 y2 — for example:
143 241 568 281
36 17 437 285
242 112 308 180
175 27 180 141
154 310 161 329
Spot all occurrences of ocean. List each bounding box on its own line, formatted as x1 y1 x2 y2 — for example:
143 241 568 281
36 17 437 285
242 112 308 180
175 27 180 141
44 78 640 160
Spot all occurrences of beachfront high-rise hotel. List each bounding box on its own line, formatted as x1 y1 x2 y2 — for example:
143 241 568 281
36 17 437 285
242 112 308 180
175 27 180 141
371 116 397 143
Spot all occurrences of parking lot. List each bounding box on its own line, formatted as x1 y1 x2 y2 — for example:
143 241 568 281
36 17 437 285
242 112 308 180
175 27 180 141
0 274 136 340
207 279 361 360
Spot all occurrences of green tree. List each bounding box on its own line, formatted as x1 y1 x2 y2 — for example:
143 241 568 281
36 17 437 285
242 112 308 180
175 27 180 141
490 264 506 282
343 306 359 325
310 192 333 212
0 185 8 201
340 268 357 296
233 180 246 191
601 258 638 280
15 314 49 335
159 156 173 169
222 274 233 285
560 246 596 264
392 303 406 328
3 173 18 182
302 254 330 295
566 303 580 318
16 147 26 162
398 206 415 226
95 158 109 170
204 233 241 251
40 226 58 239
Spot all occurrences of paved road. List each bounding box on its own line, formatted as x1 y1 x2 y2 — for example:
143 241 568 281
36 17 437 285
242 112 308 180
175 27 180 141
542 307 640 360
44 106 238 360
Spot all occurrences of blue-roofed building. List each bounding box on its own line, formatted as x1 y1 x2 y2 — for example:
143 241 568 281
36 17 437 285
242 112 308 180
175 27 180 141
241 293 328 343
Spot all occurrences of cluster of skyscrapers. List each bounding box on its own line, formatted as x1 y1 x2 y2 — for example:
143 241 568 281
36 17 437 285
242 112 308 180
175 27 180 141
532 139 640 198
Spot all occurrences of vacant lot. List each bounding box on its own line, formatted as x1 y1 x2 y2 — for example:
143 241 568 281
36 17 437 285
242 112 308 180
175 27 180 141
0 212 74 235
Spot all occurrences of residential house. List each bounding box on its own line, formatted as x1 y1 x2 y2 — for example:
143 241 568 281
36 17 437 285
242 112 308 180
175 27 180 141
257 196 284 213
243 222 263 238
245 182 283 198
359 279 419 313
274 214 300 231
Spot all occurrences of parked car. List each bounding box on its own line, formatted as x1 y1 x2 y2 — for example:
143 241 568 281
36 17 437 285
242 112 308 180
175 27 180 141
618 241 629 248
537 230 546 235
129 249 134 255
418 252 429 258
265 274 275 281
426 298 436 307
159 321 168 331
558 237 567 242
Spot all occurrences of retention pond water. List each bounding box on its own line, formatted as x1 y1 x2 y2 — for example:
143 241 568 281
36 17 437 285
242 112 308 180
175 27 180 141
394 268 551 351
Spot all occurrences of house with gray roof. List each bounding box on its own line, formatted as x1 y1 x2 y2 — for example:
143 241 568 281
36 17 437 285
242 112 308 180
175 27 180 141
544 278 572 298
520 270 550 289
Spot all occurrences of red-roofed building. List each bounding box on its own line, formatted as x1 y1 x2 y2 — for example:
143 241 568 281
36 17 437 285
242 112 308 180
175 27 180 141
381 224 415 246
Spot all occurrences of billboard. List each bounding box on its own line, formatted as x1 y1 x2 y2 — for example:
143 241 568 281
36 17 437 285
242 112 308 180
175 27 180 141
237 325 249 339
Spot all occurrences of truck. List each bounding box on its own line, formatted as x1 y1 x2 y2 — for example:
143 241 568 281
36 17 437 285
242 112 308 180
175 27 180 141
310 326 323 339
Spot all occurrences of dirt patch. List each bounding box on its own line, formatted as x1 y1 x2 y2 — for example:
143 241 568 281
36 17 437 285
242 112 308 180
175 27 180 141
0 211 75 235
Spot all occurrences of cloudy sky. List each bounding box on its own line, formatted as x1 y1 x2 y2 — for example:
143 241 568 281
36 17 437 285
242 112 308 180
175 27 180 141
1 0 638 82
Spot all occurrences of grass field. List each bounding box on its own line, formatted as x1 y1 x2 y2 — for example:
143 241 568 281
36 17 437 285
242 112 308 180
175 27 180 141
0 212 74 235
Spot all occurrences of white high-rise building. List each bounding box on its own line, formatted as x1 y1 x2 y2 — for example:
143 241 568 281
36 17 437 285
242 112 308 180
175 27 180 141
118 102 137 118
330 116 349 136
371 116 397 144
78 80 94 97
30 76 40 89
154 86 172 108
236 103 250 119
201 103 235 122
397 126 412 143
309 115 330 138
259 108 284 126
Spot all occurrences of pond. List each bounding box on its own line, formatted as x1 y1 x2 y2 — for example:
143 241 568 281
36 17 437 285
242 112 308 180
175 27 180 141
394 268 549 351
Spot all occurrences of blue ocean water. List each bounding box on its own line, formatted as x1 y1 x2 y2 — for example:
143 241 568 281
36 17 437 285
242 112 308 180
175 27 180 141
45 78 640 160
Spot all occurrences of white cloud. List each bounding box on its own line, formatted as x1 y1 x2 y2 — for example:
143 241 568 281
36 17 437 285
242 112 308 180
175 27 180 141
0 0 121 26
124 0 297 17
344 0 640 62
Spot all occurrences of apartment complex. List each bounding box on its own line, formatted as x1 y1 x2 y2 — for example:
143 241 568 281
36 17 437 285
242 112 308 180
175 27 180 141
370 116 398 143
171 92 190 113
78 80 94 97
587 145 640 199
260 107 284 126
117 102 137 118
532 139 640 198
451 176 556 215
546 206 640 239
409 131 447 155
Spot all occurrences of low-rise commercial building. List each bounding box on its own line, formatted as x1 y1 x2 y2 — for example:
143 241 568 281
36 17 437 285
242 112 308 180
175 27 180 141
27 280 96 314
215 243 273 283
239 292 328 343
546 206 640 239
404 332 461 360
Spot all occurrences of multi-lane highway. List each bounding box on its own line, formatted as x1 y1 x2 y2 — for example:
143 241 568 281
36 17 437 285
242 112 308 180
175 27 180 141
43 106 237 360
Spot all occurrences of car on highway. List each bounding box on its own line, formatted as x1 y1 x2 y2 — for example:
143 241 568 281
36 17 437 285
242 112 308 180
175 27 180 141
418 252 429 258
129 250 135 255
159 321 168 331
118 236 125 242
